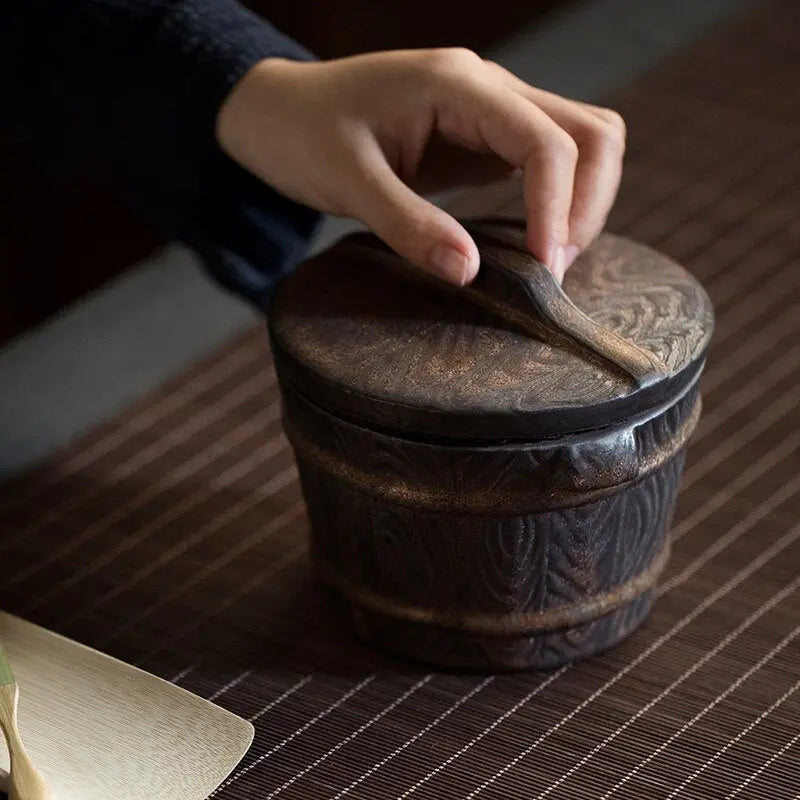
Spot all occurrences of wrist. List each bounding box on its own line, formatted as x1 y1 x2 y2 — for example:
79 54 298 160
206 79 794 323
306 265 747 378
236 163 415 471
215 57 305 161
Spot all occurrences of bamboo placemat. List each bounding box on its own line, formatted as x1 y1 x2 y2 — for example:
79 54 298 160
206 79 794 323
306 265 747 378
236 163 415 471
1 3 799 798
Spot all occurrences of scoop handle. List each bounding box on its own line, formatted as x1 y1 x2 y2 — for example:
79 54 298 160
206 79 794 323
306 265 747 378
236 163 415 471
0 685 54 800
463 221 669 388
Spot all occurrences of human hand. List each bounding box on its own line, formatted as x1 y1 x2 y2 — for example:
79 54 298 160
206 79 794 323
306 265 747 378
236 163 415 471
216 48 625 285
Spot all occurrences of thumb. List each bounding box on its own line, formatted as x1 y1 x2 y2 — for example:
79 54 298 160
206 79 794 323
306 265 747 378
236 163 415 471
345 141 479 285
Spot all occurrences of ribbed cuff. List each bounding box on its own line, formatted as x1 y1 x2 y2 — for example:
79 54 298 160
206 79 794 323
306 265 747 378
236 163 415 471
112 0 321 307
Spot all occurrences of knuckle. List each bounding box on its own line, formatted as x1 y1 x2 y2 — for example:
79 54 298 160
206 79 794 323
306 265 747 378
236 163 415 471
589 107 627 154
548 128 579 165
600 107 627 135
424 47 483 78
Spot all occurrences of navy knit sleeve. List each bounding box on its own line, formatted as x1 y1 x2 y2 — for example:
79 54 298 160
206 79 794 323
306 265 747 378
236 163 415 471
1 0 321 308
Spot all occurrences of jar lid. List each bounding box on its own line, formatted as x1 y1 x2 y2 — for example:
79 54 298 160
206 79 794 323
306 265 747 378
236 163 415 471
269 221 713 441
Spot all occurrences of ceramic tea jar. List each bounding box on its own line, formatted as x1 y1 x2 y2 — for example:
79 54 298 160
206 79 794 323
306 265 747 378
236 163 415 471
269 221 714 670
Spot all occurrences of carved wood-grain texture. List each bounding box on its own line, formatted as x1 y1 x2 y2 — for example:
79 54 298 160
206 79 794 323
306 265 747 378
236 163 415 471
287 390 690 669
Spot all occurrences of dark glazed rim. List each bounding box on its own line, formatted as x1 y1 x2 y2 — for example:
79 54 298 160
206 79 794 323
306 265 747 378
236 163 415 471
282 381 701 513
270 341 707 443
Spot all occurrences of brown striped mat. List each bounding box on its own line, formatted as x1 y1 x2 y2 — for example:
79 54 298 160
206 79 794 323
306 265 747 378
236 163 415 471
2 3 799 798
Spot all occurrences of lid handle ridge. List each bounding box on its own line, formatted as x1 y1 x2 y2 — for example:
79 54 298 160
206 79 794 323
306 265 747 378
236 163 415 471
464 221 670 388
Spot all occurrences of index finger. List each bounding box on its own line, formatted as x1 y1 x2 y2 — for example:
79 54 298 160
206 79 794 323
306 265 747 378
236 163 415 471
426 54 578 270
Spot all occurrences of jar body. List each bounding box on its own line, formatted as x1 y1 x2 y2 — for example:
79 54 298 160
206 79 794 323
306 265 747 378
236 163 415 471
279 381 700 671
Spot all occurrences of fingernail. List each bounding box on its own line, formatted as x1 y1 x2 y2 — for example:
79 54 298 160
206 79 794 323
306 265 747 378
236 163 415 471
430 244 470 285
551 246 566 284
563 244 580 271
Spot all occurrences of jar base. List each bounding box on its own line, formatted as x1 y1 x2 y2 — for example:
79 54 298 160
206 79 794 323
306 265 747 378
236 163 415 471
338 591 655 672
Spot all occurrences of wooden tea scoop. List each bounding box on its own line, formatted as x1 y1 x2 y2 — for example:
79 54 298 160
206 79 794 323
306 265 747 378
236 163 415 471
0 641 54 800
